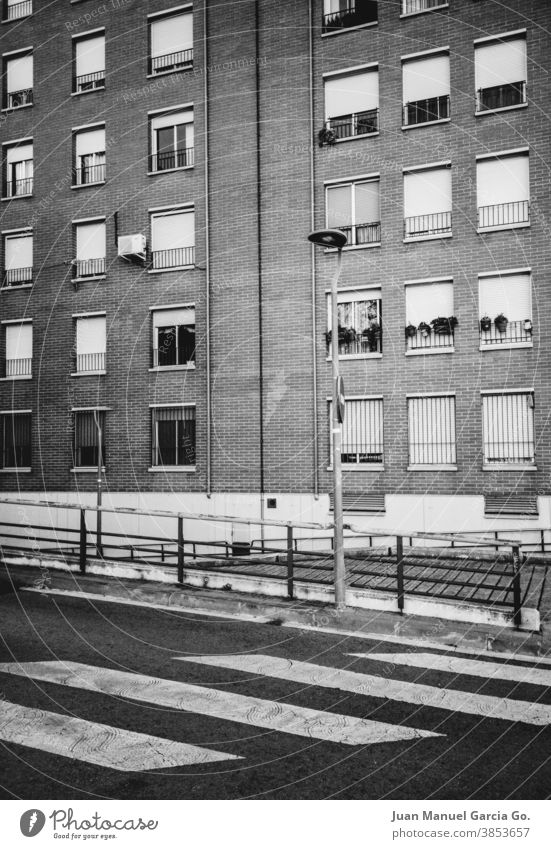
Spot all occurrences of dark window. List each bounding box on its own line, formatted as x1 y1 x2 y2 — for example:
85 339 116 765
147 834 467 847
1 412 31 468
156 324 195 367
73 410 105 468
152 407 195 467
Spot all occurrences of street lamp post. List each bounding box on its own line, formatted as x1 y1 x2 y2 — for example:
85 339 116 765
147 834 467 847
308 228 347 610
93 410 103 558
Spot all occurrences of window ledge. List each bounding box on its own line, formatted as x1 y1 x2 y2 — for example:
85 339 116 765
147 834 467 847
477 223 530 234
70 370 106 377
332 132 380 145
406 347 454 356
147 166 194 176
480 342 533 352
147 265 194 274
402 117 450 131
146 68 193 80
71 87 105 97
324 242 381 254
475 103 528 118
0 467 31 473
321 20 377 38
326 353 382 362
404 232 452 244
1 194 33 202
148 466 196 472
71 182 106 190
71 467 106 473
407 464 457 471
1 283 33 292
149 364 196 372
73 275 106 283
1 103 33 114
1 16 32 22
400 4 449 19
482 463 536 472
0 375 32 381
328 465 384 472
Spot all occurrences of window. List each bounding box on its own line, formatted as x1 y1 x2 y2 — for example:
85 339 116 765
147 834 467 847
3 0 32 21
476 152 529 230
73 410 105 468
479 271 532 347
3 141 33 197
402 51 449 127
151 406 196 467
74 220 106 278
402 0 446 14
3 320 32 378
149 10 193 75
1 412 30 469
403 164 452 238
73 126 105 186
323 68 378 140
73 32 105 93
150 109 193 172
330 397 383 466
322 0 377 34
405 279 454 352
482 392 535 466
150 208 194 269
475 33 527 113
327 288 382 356
326 179 380 246
3 51 33 109
152 306 195 368
408 395 456 466
74 315 106 374
3 231 32 287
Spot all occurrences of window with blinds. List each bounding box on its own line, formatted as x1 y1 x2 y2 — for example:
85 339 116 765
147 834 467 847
75 315 106 374
326 179 380 246
150 109 194 172
73 410 105 468
5 0 32 21
4 141 33 197
482 392 535 465
476 153 529 229
3 231 32 286
403 165 452 238
150 208 195 269
73 127 106 186
4 321 32 378
330 398 383 466
4 51 33 109
479 272 532 346
327 288 382 355
475 34 527 112
402 51 450 126
408 395 456 466
152 306 195 368
405 280 454 351
324 69 379 139
75 221 106 278
151 406 196 467
1 412 31 469
74 33 105 93
149 10 193 75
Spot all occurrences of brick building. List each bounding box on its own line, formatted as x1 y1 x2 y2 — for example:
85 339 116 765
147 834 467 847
0 0 550 540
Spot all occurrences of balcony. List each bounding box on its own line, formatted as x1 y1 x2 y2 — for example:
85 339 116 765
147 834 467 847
73 162 106 186
476 81 526 112
5 88 33 109
74 258 105 278
76 352 105 373
149 49 193 75
5 170 33 197
322 1 377 34
5 0 32 20
326 109 378 140
149 147 194 172
5 357 31 377
404 211 451 238
334 221 381 246
406 326 454 352
480 319 532 347
74 71 105 93
151 246 195 270
403 95 449 126
3 266 32 287
402 0 443 13
478 200 529 230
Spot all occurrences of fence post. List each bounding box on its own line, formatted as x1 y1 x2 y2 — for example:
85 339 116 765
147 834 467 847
177 516 184 584
396 535 404 614
287 523 294 600
79 509 87 574
512 544 522 629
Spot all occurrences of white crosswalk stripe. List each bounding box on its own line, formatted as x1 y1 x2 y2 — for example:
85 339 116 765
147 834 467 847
176 654 551 726
0 699 240 770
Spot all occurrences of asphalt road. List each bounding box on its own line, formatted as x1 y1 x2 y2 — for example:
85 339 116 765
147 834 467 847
0 586 550 800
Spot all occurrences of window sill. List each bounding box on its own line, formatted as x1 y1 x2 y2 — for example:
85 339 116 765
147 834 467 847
147 166 194 176
146 67 193 80
402 118 450 131
1 15 32 23
71 182 106 190
1 103 33 113
73 275 106 283
328 464 384 472
1 194 33 202
400 4 449 19
71 87 105 97
324 242 381 253
326 353 382 361
0 467 31 473
475 103 528 118
149 364 196 372
404 232 452 243
71 467 106 473
1 283 33 292
70 370 106 377
321 20 377 38
0 375 32 381
331 132 380 145
477 223 530 234
148 466 196 472
148 265 194 274
483 463 536 472
480 342 532 351
407 464 457 471
406 347 454 356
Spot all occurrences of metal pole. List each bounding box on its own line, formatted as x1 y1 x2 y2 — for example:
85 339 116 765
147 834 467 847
94 411 102 558
177 516 184 584
396 535 405 614
331 248 346 609
512 544 522 629
287 523 294 600
79 509 87 574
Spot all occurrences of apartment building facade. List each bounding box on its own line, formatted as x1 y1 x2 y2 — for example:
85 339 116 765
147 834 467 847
0 0 550 538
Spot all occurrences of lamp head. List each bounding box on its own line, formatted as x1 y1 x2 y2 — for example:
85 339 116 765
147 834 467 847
308 229 348 249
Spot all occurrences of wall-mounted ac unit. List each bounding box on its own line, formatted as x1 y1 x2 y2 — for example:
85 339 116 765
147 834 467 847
118 234 146 262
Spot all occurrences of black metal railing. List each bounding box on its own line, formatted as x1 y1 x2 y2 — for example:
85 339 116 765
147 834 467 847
5 172 33 197
74 258 105 278
478 200 529 229
402 0 442 13
404 211 451 238
3 267 32 287
407 328 454 351
480 319 532 347
149 147 194 172
403 95 449 126
5 0 32 19
5 88 33 109
336 221 381 246
74 71 105 93
5 357 32 377
322 2 377 33
76 352 105 373
477 81 526 112
338 333 382 356
326 109 378 139
151 246 195 269
73 162 105 186
149 48 193 75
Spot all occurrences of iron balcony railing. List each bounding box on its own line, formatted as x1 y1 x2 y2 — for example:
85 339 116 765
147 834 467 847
75 71 105 93
149 147 194 172
407 328 454 351
5 357 32 377
151 246 195 270
335 221 381 246
338 333 382 356
403 95 449 126
402 0 442 13
149 48 193 75
5 171 33 197
3 267 32 287
76 352 105 373
480 319 532 347
326 109 378 139
74 258 105 278
478 200 529 229
322 2 377 34
5 88 33 109
73 162 106 186
476 81 526 112
404 211 451 238
5 0 32 19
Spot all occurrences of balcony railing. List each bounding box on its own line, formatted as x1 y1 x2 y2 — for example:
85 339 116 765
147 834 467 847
335 221 381 246
149 49 193 75
5 357 32 377
76 352 105 373
407 328 454 351
5 88 33 109
338 332 382 356
74 258 105 278
402 0 442 13
403 95 449 126
5 0 32 20
480 319 532 347
73 162 106 186
476 81 526 112
75 71 105 93
5 172 33 197
151 246 195 269
322 2 377 34
149 147 194 172
404 211 451 238
478 200 529 229
326 109 378 139
3 267 32 287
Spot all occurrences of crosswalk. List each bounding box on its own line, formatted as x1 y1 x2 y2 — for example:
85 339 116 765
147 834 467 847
0 648 549 772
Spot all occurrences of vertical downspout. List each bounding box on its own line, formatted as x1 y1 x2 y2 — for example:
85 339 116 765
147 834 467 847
203 0 212 497
255 0 265 526
309 0 319 498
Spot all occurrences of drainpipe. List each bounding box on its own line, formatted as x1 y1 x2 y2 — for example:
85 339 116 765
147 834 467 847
203 0 212 497
255 0 266 540
309 0 319 499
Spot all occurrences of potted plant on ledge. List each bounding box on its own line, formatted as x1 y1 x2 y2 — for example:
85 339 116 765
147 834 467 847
494 313 509 333
431 316 458 335
480 315 491 332
418 321 431 338
405 323 417 339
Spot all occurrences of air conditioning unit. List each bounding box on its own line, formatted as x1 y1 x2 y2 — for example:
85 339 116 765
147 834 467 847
118 234 146 262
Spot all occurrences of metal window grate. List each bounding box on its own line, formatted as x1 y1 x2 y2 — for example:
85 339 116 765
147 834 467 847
404 211 451 238
1 412 31 468
477 81 526 112
329 493 385 513
403 95 449 126
5 0 32 19
484 494 538 517
322 1 378 34
402 0 442 13
326 109 378 139
478 200 529 229
149 48 193 75
75 71 105 93
3 267 32 287
482 393 535 465
150 147 194 172
335 397 384 466
408 395 456 465
151 246 194 269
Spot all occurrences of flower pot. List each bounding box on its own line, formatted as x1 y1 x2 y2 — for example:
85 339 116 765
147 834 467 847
495 316 508 333
480 317 491 332
405 324 417 338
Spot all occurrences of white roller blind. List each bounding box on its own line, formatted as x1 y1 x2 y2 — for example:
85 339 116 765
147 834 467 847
6 54 32 92
404 167 451 217
475 37 527 89
5 234 32 269
151 109 192 130
355 181 380 222
76 128 105 157
152 211 194 250
406 281 453 324
76 35 105 76
150 13 193 57
476 155 529 206
408 396 456 465
342 399 383 454
479 273 531 319
152 307 194 330
76 222 105 260
76 316 106 355
483 393 534 463
327 184 351 227
6 322 32 359
403 54 450 102
7 143 32 165
324 70 378 118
